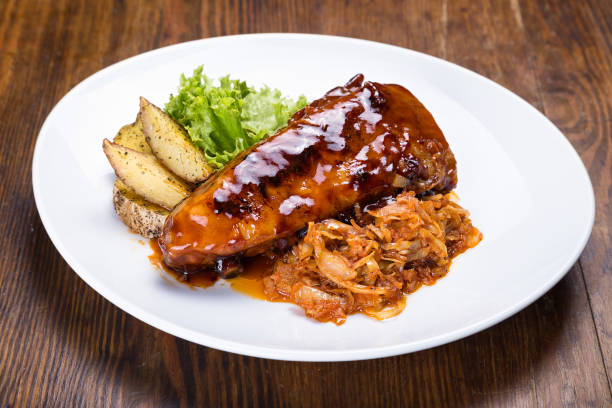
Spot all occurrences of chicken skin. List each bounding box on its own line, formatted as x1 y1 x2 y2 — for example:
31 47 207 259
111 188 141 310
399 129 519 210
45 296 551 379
159 74 457 274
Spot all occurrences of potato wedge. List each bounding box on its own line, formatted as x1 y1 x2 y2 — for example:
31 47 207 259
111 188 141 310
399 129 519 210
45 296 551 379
103 139 191 209
113 179 169 238
140 97 213 183
113 114 152 154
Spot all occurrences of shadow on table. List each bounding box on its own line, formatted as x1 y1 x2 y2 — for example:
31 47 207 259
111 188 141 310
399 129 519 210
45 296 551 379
24 209 574 407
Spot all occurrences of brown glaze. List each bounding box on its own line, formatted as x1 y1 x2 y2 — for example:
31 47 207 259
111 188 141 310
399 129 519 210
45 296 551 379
149 239 218 288
159 74 457 272
151 238 277 294
228 255 279 300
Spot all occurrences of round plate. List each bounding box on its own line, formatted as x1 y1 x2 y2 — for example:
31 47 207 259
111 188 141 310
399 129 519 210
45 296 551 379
32 34 594 361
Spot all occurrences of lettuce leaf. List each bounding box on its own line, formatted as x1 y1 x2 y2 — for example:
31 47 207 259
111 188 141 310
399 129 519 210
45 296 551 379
165 66 307 168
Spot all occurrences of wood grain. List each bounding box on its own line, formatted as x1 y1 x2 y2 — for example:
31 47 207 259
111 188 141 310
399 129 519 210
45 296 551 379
519 0 612 389
0 0 610 406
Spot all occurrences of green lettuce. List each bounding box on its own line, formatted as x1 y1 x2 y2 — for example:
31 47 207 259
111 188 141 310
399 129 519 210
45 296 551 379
165 66 307 168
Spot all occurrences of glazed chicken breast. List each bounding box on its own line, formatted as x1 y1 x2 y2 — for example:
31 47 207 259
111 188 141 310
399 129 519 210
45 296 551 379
159 74 457 274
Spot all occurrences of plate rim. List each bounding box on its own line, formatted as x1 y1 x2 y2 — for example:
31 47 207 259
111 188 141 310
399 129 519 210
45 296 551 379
32 33 595 361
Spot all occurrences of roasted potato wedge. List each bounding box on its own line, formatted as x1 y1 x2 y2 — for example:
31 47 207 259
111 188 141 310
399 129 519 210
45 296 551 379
140 97 213 183
113 179 169 238
103 139 191 209
113 114 152 154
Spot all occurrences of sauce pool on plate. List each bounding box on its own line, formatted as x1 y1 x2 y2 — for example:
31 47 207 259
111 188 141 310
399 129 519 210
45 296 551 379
149 239 285 301
149 239 217 289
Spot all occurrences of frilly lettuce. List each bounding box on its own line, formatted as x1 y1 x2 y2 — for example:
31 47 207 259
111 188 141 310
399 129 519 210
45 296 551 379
165 66 307 168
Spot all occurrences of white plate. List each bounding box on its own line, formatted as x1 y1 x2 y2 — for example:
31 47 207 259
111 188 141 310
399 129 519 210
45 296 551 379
32 34 594 361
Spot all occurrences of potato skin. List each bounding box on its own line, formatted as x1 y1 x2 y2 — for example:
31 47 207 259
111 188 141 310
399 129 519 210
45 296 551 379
106 99 214 236
113 114 152 154
103 139 191 209
111 117 172 237
113 180 169 238
140 97 213 183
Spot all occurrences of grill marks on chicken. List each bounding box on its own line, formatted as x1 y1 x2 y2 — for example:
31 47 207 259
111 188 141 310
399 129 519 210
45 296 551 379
159 74 457 273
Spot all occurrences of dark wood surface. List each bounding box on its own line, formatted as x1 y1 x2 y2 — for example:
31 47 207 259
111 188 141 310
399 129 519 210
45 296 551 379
1 0 610 406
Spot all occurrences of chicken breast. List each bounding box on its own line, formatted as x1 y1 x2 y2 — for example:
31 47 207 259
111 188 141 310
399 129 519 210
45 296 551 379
159 74 457 274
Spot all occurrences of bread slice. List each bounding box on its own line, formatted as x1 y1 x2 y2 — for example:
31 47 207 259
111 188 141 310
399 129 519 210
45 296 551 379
113 179 169 238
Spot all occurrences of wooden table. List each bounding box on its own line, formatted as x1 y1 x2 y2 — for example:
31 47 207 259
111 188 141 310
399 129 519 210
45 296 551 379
1 0 610 406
